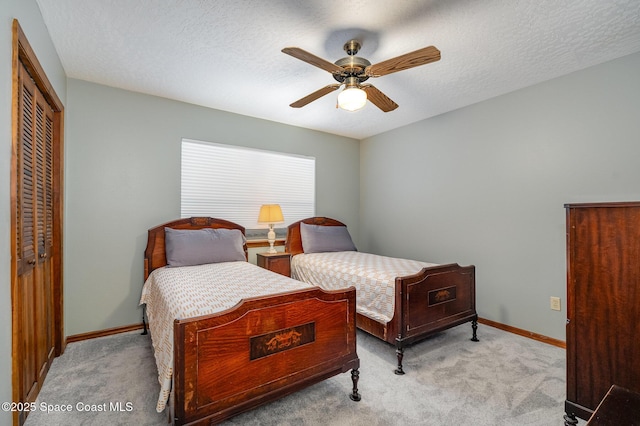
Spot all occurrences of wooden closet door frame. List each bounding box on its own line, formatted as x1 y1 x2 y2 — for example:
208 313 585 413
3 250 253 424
10 19 64 425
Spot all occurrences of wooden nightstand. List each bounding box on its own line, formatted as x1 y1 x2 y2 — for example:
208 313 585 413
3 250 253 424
256 252 291 277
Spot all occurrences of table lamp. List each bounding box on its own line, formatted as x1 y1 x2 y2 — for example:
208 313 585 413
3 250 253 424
258 204 284 253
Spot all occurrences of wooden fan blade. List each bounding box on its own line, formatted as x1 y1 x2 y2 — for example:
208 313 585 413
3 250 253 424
282 47 344 75
362 85 398 112
290 84 341 108
365 46 440 77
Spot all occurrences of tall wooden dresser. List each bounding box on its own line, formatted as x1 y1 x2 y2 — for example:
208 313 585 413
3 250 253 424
564 202 640 425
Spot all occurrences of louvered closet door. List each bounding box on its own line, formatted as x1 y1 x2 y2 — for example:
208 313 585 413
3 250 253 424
17 61 55 404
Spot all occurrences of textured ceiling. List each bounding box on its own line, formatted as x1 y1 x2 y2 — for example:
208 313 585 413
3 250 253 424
36 0 640 139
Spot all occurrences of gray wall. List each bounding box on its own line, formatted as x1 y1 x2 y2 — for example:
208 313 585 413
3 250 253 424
1 1 67 423
360 52 640 341
64 79 359 336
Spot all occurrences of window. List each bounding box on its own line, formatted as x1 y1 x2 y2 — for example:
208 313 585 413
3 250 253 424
181 139 315 235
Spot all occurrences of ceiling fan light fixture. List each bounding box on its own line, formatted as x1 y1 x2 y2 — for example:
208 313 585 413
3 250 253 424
337 86 367 112
283 41 439 112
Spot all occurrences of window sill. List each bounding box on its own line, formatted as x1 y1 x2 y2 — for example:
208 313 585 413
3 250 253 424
246 238 285 249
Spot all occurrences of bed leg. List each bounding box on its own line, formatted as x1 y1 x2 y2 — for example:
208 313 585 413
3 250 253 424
470 319 479 342
563 413 578 426
349 368 361 401
141 305 148 335
394 345 405 375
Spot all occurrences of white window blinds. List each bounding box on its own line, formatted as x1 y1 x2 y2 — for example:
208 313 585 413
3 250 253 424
181 139 315 229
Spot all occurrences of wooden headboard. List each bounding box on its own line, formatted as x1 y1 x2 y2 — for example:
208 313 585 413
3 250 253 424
144 217 247 280
285 217 347 256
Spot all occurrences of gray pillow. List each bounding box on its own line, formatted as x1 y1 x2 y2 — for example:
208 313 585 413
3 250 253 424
165 227 246 267
300 222 357 253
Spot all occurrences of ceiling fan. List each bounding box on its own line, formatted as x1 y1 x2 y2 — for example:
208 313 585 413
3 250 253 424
282 40 441 112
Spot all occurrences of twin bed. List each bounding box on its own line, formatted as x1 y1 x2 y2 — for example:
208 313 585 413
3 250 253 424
286 217 478 375
140 216 477 424
140 217 360 425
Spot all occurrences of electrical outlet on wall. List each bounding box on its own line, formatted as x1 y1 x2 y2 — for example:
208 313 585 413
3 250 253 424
550 296 561 311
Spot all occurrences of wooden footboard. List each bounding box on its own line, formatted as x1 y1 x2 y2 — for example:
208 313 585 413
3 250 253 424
397 263 477 343
392 263 478 374
172 287 360 425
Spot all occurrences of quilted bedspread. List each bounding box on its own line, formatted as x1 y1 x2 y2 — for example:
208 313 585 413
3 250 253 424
139 261 313 412
291 251 437 325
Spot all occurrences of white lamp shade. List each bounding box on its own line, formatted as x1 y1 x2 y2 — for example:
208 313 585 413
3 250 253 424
338 87 367 111
258 204 284 224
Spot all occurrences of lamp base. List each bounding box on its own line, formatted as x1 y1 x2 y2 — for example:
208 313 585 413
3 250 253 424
267 227 277 253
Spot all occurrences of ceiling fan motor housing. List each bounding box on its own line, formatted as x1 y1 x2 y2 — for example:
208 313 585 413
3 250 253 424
333 59 371 83
333 40 371 84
